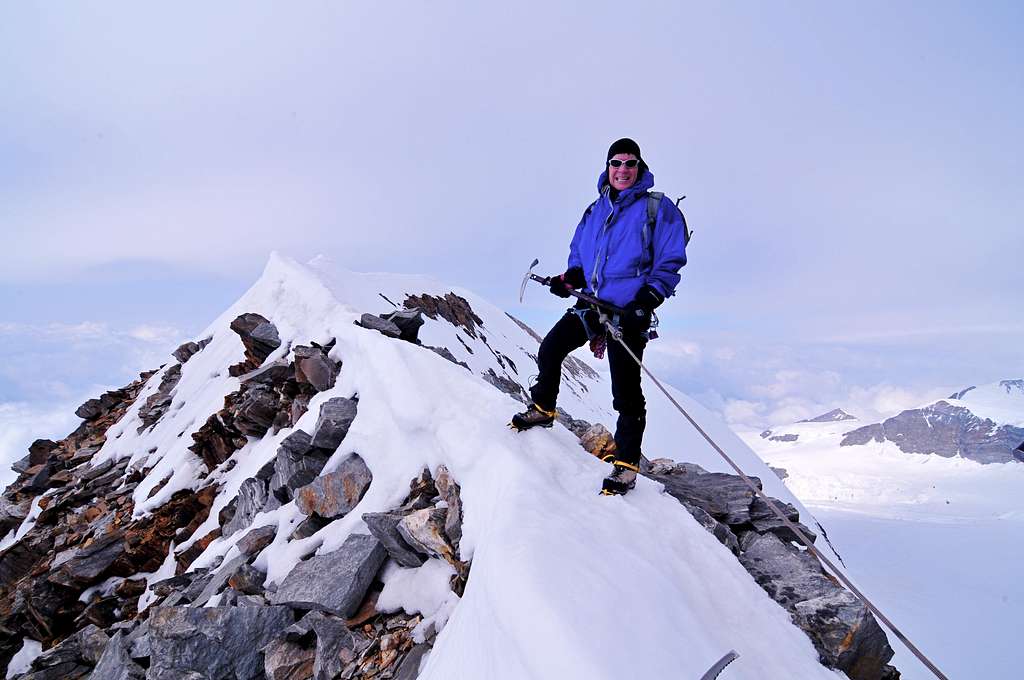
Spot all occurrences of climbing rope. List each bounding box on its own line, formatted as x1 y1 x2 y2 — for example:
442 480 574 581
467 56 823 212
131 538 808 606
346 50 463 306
601 315 950 680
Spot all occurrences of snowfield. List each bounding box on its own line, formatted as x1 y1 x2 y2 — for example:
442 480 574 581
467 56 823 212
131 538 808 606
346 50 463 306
744 383 1024 679
80 253 847 679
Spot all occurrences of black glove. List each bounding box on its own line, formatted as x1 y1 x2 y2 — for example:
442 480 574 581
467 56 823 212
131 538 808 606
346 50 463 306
634 285 664 312
548 267 585 298
619 285 664 334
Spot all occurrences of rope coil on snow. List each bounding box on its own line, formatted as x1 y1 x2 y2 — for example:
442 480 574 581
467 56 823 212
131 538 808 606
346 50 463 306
601 317 950 680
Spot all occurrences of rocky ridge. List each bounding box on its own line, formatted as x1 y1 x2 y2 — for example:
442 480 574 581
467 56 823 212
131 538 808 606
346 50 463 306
0 284 899 679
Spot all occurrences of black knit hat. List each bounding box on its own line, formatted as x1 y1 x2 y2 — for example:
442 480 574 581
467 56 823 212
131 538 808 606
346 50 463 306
606 137 643 163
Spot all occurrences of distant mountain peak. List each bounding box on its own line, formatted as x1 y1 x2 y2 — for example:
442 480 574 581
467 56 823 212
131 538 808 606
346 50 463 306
999 379 1024 395
948 385 977 400
799 408 857 423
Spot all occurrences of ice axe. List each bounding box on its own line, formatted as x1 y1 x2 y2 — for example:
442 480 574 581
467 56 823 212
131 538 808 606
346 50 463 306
518 259 626 316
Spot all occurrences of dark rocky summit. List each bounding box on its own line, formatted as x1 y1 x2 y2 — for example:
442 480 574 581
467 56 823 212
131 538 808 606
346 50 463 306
799 408 857 423
841 400 1024 464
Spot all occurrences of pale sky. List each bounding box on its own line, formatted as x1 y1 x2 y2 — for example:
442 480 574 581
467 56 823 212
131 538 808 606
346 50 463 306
1 2 1021 443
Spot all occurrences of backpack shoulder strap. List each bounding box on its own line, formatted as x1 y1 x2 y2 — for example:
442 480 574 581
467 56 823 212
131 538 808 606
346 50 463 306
640 192 663 274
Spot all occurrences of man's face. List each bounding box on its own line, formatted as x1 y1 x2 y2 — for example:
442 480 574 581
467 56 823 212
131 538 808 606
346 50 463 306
608 153 639 191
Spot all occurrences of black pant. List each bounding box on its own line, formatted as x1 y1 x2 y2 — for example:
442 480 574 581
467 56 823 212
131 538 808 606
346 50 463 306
529 308 648 467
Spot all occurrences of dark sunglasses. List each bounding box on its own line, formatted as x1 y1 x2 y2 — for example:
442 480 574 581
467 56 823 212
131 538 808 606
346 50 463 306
608 158 639 168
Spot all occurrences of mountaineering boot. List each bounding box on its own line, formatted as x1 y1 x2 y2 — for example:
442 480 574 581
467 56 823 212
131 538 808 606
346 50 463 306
509 403 557 431
600 461 639 496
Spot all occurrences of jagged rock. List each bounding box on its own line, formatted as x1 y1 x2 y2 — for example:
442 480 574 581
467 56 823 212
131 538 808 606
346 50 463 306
189 411 247 471
793 590 895 680
0 497 31 534
769 466 789 480
734 528 901 676
174 528 221 574
293 345 340 392
233 383 281 437
136 364 182 432
113 486 217 577
272 534 386 617
768 433 799 442
362 512 427 568
358 314 402 338
403 293 483 339
284 610 366 680
263 636 316 680
74 389 128 421
556 410 593 439
423 344 470 370
749 497 817 544
172 341 199 364
310 398 358 451
222 478 269 537
29 439 59 466
380 308 425 343
221 588 266 607
290 515 332 541
151 572 201 599
397 508 455 564
654 471 760 525
191 552 252 607
679 502 740 555
89 631 146 680
227 563 266 595
237 525 277 557
579 424 616 461
270 430 332 502
295 454 372 520
481 368 527 402
146 605 294 680
78 459 115 482
228 313 281 376
434 465 463 549
22 624 108 679
47 531 126 588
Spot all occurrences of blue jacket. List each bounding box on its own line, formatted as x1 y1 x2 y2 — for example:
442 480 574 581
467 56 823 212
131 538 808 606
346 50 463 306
567 168 687 309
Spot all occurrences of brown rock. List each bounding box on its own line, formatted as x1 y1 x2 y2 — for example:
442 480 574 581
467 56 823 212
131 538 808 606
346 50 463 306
580 424 617 461
295 454 372 520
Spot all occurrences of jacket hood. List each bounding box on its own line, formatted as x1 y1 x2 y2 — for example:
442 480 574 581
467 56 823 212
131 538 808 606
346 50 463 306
597 168 655 204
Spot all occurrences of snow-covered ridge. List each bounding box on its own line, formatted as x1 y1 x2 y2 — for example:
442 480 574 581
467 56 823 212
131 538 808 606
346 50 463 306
0 254 898 679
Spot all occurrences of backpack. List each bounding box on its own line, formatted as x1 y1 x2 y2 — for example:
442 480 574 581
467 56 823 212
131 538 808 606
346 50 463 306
640 192 691 275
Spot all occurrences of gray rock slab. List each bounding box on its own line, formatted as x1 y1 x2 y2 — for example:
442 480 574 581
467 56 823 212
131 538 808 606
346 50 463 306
270 430 331 501
237 524 277 557
294 345 339 393
295 454 372 520
263 636 316 680
145 605 294 680
90 632 146 680
654 471 759 525
381 308 425 343
397 508 455 563
358 314 402 338
363 511 427 568
737 531 835 608
222 477 269 537
272 533 386 617
46 531 126 588
310 398 358 451
794 591 895 679
190 552 251 607
227 563 267 595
